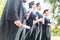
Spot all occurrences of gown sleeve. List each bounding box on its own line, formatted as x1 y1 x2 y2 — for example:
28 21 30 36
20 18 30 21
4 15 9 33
6 0 20 21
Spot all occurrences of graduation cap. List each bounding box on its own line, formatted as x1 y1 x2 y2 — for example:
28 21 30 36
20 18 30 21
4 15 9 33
23 0 27 3
36 2 40 6
29 1 35 8
43 9 49 14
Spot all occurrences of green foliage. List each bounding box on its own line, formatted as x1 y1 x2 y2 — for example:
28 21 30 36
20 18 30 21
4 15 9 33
0 0 7 18
49 0 60 36
45 0 60 36
46 0 60 27
51 28 60 36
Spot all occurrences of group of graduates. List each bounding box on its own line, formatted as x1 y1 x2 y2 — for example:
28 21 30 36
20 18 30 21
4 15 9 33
23 1 51 40
0 0 52 40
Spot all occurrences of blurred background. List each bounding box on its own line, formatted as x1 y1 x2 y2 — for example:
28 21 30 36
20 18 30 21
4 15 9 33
0 0 60 40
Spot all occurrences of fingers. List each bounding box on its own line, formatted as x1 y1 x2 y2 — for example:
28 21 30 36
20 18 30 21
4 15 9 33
14 20 23 27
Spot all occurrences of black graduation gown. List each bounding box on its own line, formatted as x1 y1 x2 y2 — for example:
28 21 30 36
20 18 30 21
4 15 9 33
35 11 43 40
26 12 36 27
25 11 37 40
0 19 2 40
42 17 51 40
1 0 24 40
19 3 28 40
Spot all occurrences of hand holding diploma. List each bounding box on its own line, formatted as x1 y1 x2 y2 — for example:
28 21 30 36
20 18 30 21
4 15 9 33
23 25 30 29
14 20 23 27
14 20 30 29
38 18 44 24
48 22 55 27
38 18 43 22
33 18 44 25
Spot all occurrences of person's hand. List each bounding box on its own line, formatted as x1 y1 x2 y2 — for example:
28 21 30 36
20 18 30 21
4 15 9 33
41 18 44 24
48 23 55 27
14 20 23 27
48 24 52 27
35 15 38 21
38 18 44 24
33 20 38 24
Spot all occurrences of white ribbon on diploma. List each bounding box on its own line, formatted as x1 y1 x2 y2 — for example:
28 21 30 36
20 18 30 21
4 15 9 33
38 18 43 22
23 25 30 29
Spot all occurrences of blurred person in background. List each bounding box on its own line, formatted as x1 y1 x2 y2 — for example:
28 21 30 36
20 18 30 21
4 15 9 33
25 1 39 40
42 9 51 40
35 2 44 40
1 0 29 40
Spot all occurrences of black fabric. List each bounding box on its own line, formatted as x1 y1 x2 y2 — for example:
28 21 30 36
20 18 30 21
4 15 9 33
36 11 43 19
25 11 43 40
25 11 37 40
29 1 34 8
36 2 40 6
35 11 43 40
42 17 51 40
36 11 43 26
1 0 24 40
0 19 2 40
26 12 36 27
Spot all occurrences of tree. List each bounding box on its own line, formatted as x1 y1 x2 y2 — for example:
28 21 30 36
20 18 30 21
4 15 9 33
44 0 60 36
44 0 60 27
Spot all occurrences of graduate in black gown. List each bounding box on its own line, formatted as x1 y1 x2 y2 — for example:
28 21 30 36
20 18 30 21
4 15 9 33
19 0 30 40
42 9 51 40
25 1 38 40
35 2 44 40
1 0 26 40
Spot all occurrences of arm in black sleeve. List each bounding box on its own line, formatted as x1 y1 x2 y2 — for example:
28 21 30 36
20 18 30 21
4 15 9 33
6 0 20 21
